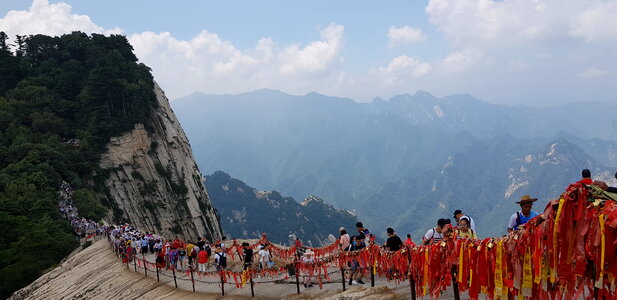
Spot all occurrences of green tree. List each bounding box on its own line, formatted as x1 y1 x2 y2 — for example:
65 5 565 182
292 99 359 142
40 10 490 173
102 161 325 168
0 32 158 298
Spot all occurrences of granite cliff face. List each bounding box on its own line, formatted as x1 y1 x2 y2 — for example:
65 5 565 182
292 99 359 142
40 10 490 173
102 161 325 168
99 83 222 240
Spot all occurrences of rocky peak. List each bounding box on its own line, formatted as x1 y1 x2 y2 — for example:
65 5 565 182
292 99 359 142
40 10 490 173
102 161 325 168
99 82 223 241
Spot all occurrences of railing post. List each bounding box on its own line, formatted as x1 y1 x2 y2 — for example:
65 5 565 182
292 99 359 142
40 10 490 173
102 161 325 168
220 271 225 296
371 262 375 287
143 253 147 276
452 265 460 300
407 248 416 300
341 267 346 291
249 268 255 298
156 262 160 282
190 266 195 292
295 262 300 294
172 266 178 288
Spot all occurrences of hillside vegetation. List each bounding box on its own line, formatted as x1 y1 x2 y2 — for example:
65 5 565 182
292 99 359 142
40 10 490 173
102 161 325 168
0 32 157 298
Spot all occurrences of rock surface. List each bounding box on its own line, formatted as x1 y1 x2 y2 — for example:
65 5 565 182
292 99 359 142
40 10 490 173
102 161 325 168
9 239 427 300
99 83 222 241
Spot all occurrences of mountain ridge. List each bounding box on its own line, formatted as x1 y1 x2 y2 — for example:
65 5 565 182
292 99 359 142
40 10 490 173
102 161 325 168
172 89 616 239
204 170 359 246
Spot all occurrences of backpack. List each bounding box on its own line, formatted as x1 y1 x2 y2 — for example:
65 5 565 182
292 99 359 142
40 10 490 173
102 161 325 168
516 212 522 227
204 245 212 256
217 253 227 268
425 228 442 245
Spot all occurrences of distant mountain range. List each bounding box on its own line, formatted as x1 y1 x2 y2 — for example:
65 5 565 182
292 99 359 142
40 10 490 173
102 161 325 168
173 89 617 239
204 171 358 246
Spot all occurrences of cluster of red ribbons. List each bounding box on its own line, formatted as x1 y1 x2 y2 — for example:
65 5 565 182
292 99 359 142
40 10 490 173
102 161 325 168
410 182 617 299
226 238 341 261
118 182 617 298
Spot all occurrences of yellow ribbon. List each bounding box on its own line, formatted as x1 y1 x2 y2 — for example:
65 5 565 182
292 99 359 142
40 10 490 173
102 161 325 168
534 236 542 285
494 240 503 298
551 198 565 283
373 257 377 275
468 247 473 288
596 213 605 288
522 247 533 297
458 242 464 283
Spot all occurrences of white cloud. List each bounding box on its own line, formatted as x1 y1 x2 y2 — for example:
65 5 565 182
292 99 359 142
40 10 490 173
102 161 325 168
0 0 121 38
129 24 346 98
371 55 431 85
426 0 617 47
578 67 609 78
279 24 344 77
128 30 278 96
440 48 484 73
2 0 616 105
571 3 617 42
387 25 425 47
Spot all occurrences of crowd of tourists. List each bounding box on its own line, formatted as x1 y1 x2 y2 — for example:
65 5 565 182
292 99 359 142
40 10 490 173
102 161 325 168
58 180 107 238
108 224 233 273
57 169 617 289
60 137 81 146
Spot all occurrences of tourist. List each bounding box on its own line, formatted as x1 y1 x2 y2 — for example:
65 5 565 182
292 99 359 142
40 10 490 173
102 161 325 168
578 169 593 185
384 227 403 251
339 227 350 251
169 247 179 270
186 241 195 269
218 236 227 251
404 234 414 248
302 249 315 288
197 246 209 272
453 209 476 232
422 219 447 245
348 235 366 285
214 246 227 271
242 242 253 270
140 237 148 255
178 244 187 270
507 195 539 233
455 217 477 239
258 244 272 270
356 222 371 245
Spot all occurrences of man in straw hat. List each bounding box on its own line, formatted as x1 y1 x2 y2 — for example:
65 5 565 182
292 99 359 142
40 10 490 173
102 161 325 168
507 195 539 233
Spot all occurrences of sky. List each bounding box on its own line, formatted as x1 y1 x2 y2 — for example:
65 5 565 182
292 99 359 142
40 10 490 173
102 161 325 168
1 0 617 106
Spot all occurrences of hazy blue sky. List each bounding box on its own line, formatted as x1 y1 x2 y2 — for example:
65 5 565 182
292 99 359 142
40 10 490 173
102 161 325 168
1 0 616 106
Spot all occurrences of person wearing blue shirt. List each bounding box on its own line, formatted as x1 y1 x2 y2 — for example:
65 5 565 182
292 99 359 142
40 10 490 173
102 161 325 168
507 195 539 233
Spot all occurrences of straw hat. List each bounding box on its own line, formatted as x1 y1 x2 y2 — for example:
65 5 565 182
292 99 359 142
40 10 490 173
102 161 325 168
516 195 538 204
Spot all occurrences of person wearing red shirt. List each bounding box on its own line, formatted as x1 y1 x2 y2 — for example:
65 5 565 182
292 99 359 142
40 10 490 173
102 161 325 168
197 247 209 273
577 169 593 185
404 234 414 248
